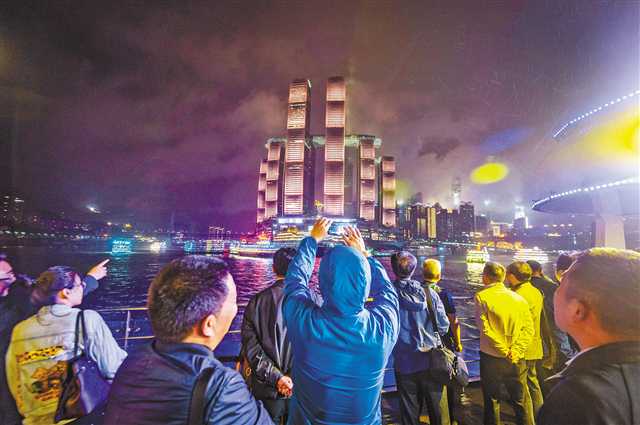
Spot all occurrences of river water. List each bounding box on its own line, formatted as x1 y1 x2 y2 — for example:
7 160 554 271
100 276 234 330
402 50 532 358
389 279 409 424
2 245 557 381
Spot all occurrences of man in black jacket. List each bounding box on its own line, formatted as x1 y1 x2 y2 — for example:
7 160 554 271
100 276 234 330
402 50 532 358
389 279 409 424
105 255 271 425
537 248 640 425
241 248 296 424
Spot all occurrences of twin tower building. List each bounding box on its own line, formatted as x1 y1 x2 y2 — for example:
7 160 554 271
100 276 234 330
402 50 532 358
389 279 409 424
256 77 397 229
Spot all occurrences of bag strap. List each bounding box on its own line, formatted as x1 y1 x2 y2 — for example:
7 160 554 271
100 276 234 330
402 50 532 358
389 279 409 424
73 310 84 357
188 368 215 425
424 286 444 348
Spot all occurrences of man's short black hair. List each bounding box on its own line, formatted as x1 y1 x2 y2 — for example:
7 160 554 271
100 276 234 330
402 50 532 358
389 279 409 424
507 261 532 283
483 262 505 283
273 248 297 277
31 266 78 306
391 251 417 279
556 253 574 273
527 260 543 274
148 255 231 343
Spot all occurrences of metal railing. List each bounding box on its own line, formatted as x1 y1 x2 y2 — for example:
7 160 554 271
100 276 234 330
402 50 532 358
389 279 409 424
98 295 481 390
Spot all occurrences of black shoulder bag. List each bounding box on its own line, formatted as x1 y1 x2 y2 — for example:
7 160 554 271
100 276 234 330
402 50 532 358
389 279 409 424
188 368 215 425
425 289 469 387
55 310 111 422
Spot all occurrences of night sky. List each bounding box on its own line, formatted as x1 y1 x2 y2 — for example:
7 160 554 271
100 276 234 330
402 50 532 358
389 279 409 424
1 0 638 231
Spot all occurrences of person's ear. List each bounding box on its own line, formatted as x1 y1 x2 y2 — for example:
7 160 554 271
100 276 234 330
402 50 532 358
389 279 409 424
573 299 589 322
60 288 72 300
200 314 217 338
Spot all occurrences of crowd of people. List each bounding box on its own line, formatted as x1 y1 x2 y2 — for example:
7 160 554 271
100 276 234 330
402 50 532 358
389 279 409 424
0 217 638 425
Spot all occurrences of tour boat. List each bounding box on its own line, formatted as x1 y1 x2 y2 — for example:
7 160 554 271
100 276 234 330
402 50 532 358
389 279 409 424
513 247 550 264
466 247 490 263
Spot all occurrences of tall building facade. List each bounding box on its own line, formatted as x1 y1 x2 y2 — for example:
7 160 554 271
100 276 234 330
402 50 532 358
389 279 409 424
357 137 376 221
378 156 396 227
265 138 286 220
256 159 267 223
323 77 346 216
458 201 475 237
255 78 396 229
284 79 312 216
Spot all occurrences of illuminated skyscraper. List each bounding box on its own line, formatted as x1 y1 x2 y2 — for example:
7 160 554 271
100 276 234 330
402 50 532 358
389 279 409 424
451 177 462 207
378 156 396 227
265 138 286 219
256 159 268 223
284 79 312 216
357 136 376 221
324 77 346 216
458 201 475 237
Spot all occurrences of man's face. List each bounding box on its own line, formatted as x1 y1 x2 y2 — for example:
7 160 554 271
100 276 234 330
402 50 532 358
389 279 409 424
0 261 16 297
215 274 238 338
67 274 85 306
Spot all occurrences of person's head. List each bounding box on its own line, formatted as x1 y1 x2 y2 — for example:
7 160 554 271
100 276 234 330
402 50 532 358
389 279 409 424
555 253 575 282
318 245 370 316
272 247 297 278
527 260 543 277
482 262 506 285
554 248 640 348
0 253 16 297
422 258 442 283
148 255 236 350
391 251 417 279
506 261 532 287
30 266 84 307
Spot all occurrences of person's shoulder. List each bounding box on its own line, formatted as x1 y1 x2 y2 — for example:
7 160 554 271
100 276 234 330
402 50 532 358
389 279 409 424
540 370 629 424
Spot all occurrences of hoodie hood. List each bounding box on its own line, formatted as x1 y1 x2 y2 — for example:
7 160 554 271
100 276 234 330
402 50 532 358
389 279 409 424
318 245 371 316
394 279 428 311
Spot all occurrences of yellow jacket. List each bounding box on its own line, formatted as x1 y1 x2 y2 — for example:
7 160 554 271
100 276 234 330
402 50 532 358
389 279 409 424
512 281 544 360
474 282 534 362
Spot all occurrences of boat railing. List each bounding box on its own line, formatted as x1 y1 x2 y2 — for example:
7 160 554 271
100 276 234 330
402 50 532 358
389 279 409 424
97 295 481 389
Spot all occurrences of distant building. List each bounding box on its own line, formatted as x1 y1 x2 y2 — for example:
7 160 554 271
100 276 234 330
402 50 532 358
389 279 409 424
1 194 25 225
354 135 379 222
451 177 462 207
475 214 490 235
265 138 286 220
458 201 475 237
283 79 313 216
436 208 455 241
324 77 346 217
255 78 396 231
378 156 396 227
256 160 267 223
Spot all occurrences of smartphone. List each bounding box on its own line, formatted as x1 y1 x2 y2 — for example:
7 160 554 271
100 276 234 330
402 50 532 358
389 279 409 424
328 222 349 236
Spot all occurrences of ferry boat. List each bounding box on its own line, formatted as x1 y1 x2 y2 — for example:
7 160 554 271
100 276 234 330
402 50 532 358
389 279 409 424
466 247 490 263
229 241 281 257
513 247 550 264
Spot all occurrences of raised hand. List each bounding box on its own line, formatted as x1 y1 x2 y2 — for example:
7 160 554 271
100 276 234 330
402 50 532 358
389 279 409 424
310 217 333 243
87 259 110 280
342 226 369 257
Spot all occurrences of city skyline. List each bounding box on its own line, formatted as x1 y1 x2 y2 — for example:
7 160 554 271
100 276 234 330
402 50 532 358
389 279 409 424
1 1 638 231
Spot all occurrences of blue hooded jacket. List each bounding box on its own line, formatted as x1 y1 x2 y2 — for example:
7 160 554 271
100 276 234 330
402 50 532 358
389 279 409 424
283 237 399 425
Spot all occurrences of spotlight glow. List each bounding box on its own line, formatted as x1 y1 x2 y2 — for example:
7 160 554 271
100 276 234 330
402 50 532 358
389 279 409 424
470 162 509 185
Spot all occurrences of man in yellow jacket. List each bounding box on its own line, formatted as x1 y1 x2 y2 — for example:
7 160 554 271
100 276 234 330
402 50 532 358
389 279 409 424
475 262 534 425
506 261 545 423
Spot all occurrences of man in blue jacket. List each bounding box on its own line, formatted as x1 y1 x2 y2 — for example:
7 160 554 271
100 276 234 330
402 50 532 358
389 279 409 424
105 255 271 425
283 218 399 425
391 251 450 425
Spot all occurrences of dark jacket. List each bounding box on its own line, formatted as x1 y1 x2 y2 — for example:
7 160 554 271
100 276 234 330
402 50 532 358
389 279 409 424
241 279 293 400
393 278 450 375
537 341 640 425
531 275 576 363
104 341 272 425
283 237 399 425
0 282 34 425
